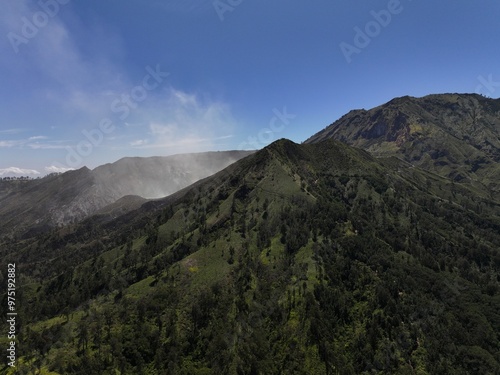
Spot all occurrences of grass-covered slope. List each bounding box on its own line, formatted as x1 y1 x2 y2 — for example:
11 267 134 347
1 139 499 374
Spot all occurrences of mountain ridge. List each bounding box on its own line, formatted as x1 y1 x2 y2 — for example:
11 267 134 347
305 93 500 200
0 150 254 239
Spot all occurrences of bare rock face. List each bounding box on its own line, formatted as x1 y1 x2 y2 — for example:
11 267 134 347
305 93 500 200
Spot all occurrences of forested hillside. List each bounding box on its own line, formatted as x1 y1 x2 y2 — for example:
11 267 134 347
1 139 499 374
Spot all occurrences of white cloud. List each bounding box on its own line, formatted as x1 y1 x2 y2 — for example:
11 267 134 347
128 134 234 150
1 0 128 121
0 137 71 150
172 90 197 107
128 88 235 152
130 139 148 147
1 3 235 167
0 167 40 176
44 165 74 173
0 140 23 148
150 123 178 137
27 142 68 149
0 128 27 135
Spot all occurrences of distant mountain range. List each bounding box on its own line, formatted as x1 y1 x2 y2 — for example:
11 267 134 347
0 150 253 239
0 94 499 374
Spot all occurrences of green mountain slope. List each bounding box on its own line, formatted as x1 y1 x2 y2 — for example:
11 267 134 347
305 93 500 201
1 139 499 374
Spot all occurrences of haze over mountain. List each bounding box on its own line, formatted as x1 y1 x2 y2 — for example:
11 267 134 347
0 150 253 239
305 93 500 201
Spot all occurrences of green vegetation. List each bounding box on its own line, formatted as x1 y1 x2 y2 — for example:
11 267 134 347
1 138 499 374
305 93 500 202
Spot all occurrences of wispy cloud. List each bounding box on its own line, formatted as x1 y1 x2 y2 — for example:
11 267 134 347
27 142 68 149
1 0 128 121
0 2 236 170
125 88 235 152
44 165 74 173
0 137 70 150
0 128 27 135
130 139 148 147
0 167 40 176
129 135 234 150
0 140 24 148
150 123 178 137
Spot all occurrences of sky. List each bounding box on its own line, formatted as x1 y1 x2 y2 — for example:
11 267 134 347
0 0 499 176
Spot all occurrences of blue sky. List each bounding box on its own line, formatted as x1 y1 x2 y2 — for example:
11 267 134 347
1 0 499 176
